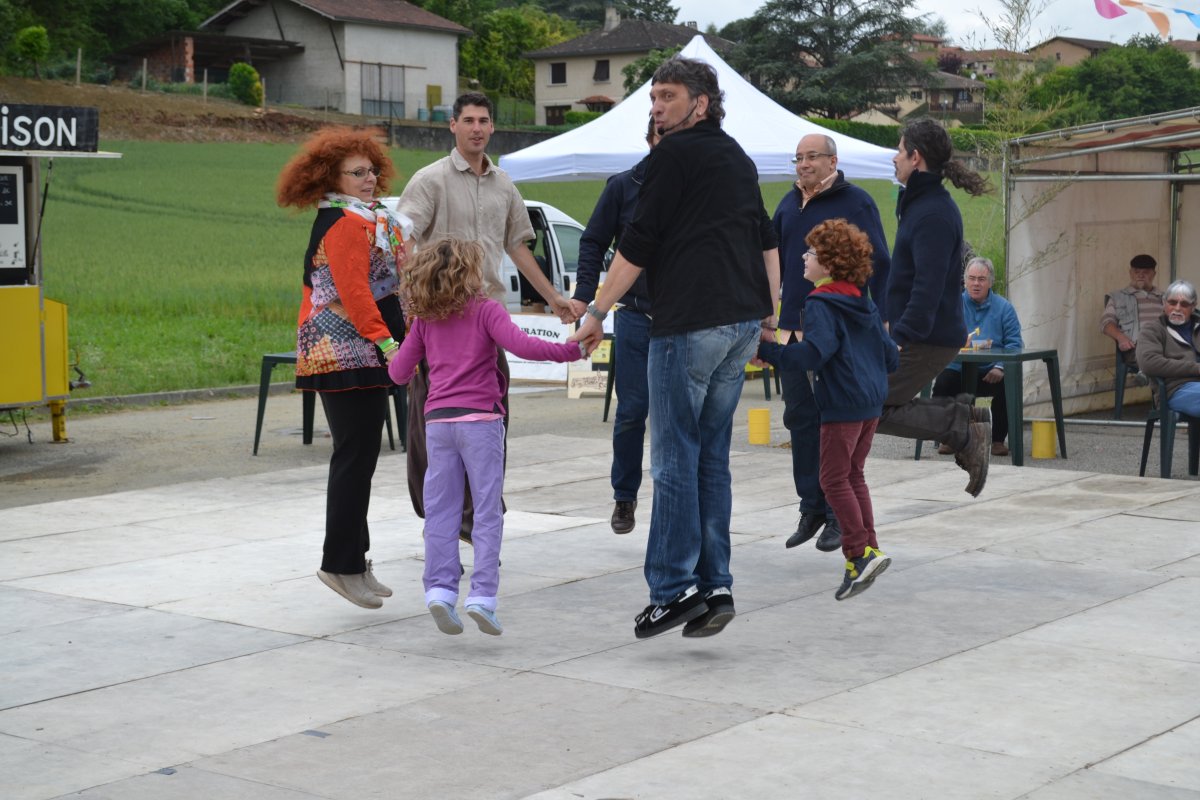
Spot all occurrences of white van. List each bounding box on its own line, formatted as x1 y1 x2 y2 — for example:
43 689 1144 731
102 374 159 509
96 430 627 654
379 198 594 313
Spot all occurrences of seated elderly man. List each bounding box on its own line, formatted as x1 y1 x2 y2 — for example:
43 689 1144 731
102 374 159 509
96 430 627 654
1136 280 1200 418
934 256 1023 457
1101 254 1162 371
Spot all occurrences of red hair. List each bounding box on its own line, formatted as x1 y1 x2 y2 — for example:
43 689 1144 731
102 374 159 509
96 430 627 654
276 126 396 208
806 219 874 286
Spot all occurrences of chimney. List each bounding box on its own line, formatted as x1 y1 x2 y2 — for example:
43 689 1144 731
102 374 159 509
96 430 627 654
604 1 620 32
685 21 697 29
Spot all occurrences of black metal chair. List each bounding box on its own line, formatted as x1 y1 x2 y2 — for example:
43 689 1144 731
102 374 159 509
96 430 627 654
253 351 405 455
1139 376 1200 478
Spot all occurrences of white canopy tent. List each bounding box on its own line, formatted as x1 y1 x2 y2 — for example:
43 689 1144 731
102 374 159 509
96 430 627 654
499 36 897 183
1005 107 1200 415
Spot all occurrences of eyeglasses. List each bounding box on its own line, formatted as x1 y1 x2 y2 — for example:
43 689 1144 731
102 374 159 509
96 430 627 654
791 152 832 164
343 166 381 178
1165 298 1195 308
804 248 817 257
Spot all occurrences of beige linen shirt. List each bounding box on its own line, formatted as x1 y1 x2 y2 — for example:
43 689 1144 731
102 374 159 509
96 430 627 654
397 148 535 301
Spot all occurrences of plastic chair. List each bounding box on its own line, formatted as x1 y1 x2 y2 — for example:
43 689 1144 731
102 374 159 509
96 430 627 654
253 351 403 455
1139 377 1200 478
1106 294 1133 420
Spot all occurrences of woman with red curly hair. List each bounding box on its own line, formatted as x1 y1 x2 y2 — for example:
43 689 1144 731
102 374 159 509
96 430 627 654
277 127 412 610
757 219 898 602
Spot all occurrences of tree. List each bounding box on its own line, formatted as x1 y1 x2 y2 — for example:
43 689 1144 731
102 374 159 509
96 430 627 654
460 5 580 100
14 25 49 78
727 0 932 119
228 62 263 106
621 45 681 93
913 14 949 41
619 0 677 23
937 50 964 75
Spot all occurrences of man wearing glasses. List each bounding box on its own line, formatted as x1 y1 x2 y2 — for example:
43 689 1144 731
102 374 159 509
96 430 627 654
773 133 890 553
1136 280 1200 418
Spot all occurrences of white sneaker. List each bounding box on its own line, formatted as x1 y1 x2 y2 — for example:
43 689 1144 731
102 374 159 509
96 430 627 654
316 570 382 609
466 604 503 636
363 559 392 597
428 600 463 635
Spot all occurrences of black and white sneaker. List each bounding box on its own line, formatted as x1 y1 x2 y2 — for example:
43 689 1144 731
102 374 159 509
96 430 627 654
634 586 708 639
681 587 735 638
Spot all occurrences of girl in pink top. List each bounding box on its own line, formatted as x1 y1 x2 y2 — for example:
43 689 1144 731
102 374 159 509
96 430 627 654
389 238 584 635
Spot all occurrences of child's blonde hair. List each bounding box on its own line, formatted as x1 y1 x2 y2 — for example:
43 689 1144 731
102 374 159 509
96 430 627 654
402 238 486 320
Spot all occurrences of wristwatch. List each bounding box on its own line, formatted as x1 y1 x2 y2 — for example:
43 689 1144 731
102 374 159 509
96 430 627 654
585 303 608 323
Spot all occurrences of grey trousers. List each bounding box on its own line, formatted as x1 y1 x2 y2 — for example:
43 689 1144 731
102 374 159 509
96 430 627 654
877 342 972 451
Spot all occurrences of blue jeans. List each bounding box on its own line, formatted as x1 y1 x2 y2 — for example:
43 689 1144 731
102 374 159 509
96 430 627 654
780 362 830 516
612 308 652 501
1168 381 1200 417
645 320 759 604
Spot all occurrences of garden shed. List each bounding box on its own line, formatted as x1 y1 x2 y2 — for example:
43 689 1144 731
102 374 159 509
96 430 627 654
1005 106 1200 415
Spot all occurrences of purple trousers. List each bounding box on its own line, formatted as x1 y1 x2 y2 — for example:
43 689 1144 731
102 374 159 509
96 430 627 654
819 419 881 561
423 418 505 611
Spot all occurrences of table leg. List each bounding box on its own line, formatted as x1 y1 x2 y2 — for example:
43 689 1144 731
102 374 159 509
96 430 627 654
1045 356 1068 459
1006 363 1024 466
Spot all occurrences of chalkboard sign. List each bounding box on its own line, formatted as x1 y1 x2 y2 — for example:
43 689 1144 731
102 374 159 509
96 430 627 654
0 104 99 152
0 172 18 225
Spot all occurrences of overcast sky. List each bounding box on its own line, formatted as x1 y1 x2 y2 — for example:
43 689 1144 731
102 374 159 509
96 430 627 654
672 0 1200 48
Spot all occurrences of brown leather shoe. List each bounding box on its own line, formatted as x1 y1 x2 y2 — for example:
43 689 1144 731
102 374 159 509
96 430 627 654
936 443 955 455
611 500 637 534
991 441 1010 457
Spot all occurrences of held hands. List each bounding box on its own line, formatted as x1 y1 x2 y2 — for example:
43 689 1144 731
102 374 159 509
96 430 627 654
568 298 588 320
569 314 604 356
551 294 578 324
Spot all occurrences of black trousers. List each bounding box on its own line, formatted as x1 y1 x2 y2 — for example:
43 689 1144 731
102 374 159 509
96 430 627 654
407 351 508 528
319 387 388 574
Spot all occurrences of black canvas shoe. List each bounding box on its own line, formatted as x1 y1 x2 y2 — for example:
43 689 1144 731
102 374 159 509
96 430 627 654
634 586 708 639
834 547 892 601
815 515 843 552
682 588 736 638
611 500 637 534
785 512 827 548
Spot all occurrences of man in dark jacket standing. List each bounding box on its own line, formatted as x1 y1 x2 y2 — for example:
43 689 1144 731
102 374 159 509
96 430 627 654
570 119 658 535
774 132 891 553
572 56 780 640
882 118 992 497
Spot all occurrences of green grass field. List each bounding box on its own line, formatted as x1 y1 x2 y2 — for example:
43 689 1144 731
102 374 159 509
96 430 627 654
40 140 1005 398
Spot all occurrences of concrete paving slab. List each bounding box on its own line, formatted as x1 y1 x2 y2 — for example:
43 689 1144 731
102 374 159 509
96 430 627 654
524 714 1067 800
193 672 758 800
982 513 1200 570
1018 577 1200 663
0 609 301 709
64 765 329 799
790 637 1200 765
1022 770 1200 799
0 640 508 766
1091 716 1200 791
0 586 127 637
0 733 149 800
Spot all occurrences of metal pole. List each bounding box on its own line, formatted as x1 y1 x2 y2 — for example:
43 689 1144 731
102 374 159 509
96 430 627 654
142 58 147 92
203 68 207 103
75 48 81 86
1010 173 1200 182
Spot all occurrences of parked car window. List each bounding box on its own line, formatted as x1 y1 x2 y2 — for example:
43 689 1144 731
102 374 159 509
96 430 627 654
552 223 581 277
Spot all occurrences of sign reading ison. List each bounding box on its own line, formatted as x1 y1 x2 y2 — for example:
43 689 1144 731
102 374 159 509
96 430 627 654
0 104 99 152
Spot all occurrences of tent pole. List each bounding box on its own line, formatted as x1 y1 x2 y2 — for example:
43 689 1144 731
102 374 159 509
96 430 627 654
1169 151 1180 284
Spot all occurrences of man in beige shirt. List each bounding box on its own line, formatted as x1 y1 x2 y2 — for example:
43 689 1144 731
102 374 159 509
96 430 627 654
398 91 576 533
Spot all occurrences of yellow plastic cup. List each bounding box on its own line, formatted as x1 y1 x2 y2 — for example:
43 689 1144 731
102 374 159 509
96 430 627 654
1031 420 1056 459
748 408 771 445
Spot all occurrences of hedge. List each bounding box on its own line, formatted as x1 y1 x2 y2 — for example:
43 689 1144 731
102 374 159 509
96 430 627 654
804 117 1003 154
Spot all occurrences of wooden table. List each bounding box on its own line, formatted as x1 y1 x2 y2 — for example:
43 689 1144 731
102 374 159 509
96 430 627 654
916 348 1067 466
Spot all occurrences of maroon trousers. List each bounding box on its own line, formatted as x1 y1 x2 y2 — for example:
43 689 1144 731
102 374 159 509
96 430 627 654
818 419 881 561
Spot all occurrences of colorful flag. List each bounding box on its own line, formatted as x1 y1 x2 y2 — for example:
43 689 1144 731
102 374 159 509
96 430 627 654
1118 0 1173 37
1173 7 1200 27
1094 0 1128 18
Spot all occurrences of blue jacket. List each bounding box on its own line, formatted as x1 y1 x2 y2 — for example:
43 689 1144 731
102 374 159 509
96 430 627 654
573 156 651 313
949 289 1023 373
773 172 891 329
887 170 968 348
758 283 899 423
